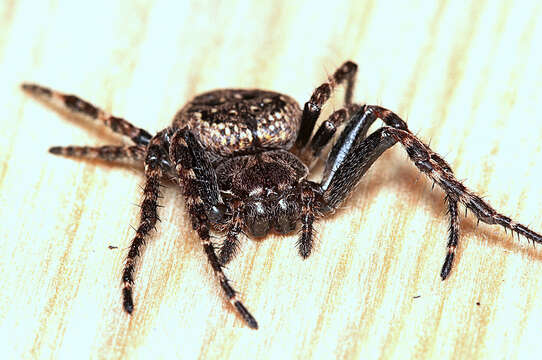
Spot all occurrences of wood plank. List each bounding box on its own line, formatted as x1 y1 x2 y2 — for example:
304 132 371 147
2 0 542 358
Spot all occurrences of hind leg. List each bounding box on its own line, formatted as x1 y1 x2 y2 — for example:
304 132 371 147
22 83 152 145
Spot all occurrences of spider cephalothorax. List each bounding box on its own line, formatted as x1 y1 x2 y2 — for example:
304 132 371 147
22 61 542 329
214 150 307 236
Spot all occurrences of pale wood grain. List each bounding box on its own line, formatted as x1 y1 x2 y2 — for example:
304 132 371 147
2 0 542 359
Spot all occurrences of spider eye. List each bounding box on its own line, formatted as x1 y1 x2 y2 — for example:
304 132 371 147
245 201 270 237
207 203 227 223
274 198 298 234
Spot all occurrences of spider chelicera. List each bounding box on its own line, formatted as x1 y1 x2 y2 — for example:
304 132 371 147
22 61 542 329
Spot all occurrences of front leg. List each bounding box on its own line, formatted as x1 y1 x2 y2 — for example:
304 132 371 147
169 129 258 329
303 103 404 166
311 106 542 278
295 109 401 258
387 127 542 244
321 105 408 192
122 131 170 313
339 107 459 278
297 182 320 258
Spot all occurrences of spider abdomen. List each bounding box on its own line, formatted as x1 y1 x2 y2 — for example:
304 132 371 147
173 89 301 156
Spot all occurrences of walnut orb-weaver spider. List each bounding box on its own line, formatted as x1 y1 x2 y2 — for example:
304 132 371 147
22 61 542 329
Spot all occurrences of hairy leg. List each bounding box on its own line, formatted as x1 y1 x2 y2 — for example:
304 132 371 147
297 181 320 258
22 83 152 145
296 105 408 258
429 154 461 279
122 131 170 313
49 145 145 162
170 128 258 329
313 105 542 277
218 201 244 266
387 127 542 244
442 196 460 279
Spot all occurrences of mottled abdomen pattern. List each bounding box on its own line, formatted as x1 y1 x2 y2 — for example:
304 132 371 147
174 89 301 156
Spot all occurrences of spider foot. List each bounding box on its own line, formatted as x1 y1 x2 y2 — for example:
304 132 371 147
233 300 258 329
440 250 455 280
122 286 134 314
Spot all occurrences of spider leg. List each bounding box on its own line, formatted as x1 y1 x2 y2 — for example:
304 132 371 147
169 129 258 329
349 108 460 278
294 61 358 148
313 105 542 278
122 131 170 314
304 103 405 166
294 127 396 258
297 182 320 258
296 106 409 257
218 202 244 265
307 106 366 160
49 145 146 162
319 106 407 207
387 126 542 254
442 196 460 279
429 155 460 279
21 83 152 145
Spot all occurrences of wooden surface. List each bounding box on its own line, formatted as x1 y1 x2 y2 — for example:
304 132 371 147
2 0 542 359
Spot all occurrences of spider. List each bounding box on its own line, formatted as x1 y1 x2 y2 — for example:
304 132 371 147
22 61 542 329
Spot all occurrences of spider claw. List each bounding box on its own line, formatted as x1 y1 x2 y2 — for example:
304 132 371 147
234 301 258 329
49 146 62 155
440 252 454 280
123 288 134 314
